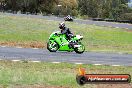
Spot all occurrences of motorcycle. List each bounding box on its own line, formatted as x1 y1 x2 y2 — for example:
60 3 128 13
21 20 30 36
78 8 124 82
64 16 73 21
47 31 85 54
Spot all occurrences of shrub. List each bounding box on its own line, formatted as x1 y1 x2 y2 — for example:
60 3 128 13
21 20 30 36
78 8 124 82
120 13 132 20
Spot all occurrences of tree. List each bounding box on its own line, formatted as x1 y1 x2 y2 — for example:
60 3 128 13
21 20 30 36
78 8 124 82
78 0 131 19
53 0 78 16
78 0 98 17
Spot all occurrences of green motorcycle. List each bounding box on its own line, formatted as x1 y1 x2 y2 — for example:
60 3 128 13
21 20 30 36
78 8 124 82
47 31 85 54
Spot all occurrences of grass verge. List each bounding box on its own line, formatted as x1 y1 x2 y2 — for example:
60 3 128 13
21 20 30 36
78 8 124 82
0 60 131 88
0 13 132 53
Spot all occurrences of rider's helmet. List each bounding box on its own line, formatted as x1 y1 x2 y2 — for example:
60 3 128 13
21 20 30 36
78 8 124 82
67 15 70 17
59 22 65 29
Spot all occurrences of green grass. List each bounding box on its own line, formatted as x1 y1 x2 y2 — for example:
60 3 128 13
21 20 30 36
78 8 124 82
0 60 131 88
0 13 132 53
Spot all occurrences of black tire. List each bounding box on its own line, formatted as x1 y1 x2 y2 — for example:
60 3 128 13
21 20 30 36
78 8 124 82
47 41 59 52
69 19 73 21
76 75 86 85
74 43 85 54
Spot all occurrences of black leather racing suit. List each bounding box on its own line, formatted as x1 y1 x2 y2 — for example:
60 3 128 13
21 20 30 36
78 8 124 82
61 27 73 41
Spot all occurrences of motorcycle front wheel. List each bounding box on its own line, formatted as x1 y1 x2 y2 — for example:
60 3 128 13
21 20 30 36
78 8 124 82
74 43 85 54
47 40 59 52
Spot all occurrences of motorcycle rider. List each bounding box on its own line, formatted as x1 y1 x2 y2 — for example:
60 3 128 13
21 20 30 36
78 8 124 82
64 15 73 21
59 22 75 47
59 22 73 40
67 15 71 19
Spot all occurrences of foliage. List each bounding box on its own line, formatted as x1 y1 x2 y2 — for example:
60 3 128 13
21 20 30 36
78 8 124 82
0 0 131 19
78 0 131 19
120 13 132 20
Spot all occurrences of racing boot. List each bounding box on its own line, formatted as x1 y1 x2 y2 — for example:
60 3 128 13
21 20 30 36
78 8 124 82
68 40 76 48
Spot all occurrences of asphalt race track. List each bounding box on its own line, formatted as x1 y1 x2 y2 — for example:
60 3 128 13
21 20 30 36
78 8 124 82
0 46 132 66
2 13 132 29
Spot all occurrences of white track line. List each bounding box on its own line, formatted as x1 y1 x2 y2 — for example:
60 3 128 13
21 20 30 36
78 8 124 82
75 63 83 65
32 48 39 49
16 47 22 48
115 27 119 28
0 57 123 67
52 62 60 64
31 61 41 63
93 64 102 66
12 60 21 62
1 46 6 47
112 65 120 66
118 52 123 54
128 24 132 25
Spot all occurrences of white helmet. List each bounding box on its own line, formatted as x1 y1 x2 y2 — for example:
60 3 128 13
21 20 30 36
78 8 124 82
59 22 65 29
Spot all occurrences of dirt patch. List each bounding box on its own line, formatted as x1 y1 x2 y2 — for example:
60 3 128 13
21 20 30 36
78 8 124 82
5 84 132 88
96 84 132 88
126 29 132 32
9 85 69 88
0 41 47 48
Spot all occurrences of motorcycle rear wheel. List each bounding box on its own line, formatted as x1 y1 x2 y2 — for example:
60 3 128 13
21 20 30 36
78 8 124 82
74 43 85 54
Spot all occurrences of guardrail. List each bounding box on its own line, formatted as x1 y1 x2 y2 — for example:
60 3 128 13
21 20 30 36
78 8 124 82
92 18 132 24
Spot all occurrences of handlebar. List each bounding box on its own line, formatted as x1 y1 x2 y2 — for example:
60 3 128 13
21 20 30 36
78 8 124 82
55 33 62 36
